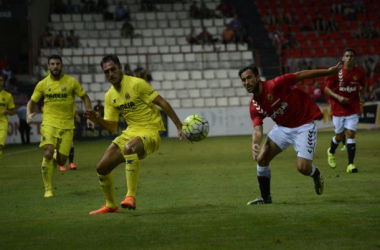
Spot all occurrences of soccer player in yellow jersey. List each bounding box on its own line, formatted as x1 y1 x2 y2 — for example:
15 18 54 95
0 73 16 160
27 54 93 198
85 55 188 214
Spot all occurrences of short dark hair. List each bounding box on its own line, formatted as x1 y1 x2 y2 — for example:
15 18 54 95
344 48 356 56
48 54 62 64
238 64 259 78
100 54 121 68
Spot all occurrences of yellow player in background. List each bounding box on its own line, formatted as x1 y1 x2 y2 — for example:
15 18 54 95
27 54 92 198
0 73 16 160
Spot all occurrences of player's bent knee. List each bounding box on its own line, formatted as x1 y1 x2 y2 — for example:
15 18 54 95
257 156 270 166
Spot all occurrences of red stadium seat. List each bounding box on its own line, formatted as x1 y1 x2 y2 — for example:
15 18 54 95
334 39 344 47
357 39 367 47
345 39 356 48
294 33 305 41
341 31 352 40
318 33 328 40
349 21 360 30
326 48 338 57
306 32 318 40
290 49 302 58
369 38 379 46
302 49 314 57
322 40 333 48
361 46 372 55
374 46 380 54
356 13 367 22
310 40 321 48
315 48 326 57
329 31 340 40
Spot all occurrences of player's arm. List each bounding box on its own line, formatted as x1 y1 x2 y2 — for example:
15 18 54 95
26 99 37 124
152 95 188 142
80 94 95 128
252 125 263 161
80 93 92 110
294 62 341 83
324 86 348 104
83 109 118 132
2 107 15 116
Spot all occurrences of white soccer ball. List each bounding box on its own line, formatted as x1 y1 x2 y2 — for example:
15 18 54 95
182 114 210 142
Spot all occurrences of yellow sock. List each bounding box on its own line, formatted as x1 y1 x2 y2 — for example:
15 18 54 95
125 154 140 198
41 157 54 192
98 173 117 209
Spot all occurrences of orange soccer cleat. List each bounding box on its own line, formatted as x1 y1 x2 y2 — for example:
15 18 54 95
120 196 136 210
59 165 66 171
89 205 119 215
69 163 77 170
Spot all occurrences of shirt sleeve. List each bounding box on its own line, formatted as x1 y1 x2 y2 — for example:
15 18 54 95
273 73 296 89
250 101 265 127
31 81 44 103
73 78 87 97
325 75 336 88
135 79 159 104
103 91 119 122
8 93 15 109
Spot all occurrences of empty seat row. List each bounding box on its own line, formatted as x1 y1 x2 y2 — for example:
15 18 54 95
150 78 243 91
49 17 231 32
60 43 250 56
41 48 252 63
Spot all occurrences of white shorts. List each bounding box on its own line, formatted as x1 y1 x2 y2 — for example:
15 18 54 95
333 114 359 133
268 122 317 160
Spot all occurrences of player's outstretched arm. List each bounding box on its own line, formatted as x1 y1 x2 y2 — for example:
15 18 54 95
152 95 190 143
26 100 37 124
294 62 342 82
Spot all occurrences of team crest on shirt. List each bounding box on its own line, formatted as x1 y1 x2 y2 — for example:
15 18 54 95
266 94 273 101
353 75 358 81
125 93 130 100
61 86 67 92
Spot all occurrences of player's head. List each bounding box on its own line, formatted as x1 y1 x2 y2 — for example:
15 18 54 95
239 64 259 78
47 54 63 79
101 55 123 86
239 64 261 94
342 48 356 70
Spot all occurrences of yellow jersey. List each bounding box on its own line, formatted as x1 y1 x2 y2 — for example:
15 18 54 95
31 74 86 129
0 90 15 129
104 75 165 131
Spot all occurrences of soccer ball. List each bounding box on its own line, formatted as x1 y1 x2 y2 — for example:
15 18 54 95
182 114 209 142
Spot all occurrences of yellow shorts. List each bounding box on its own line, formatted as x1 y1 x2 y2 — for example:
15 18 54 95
113 128 161 160
0 129 7 146
40 125 74 156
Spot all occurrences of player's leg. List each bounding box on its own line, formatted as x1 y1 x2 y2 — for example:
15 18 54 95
90 143 124 214
57 130 71 171
0 128 7 160
247 128 283 205
41 144 55 197
39 125 59 197
120 130 161 210
341 132 347 151
345 114 359 173
327 116 345 168
69 142 76 170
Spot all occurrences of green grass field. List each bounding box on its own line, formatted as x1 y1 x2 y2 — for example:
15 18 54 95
1 130 379 250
